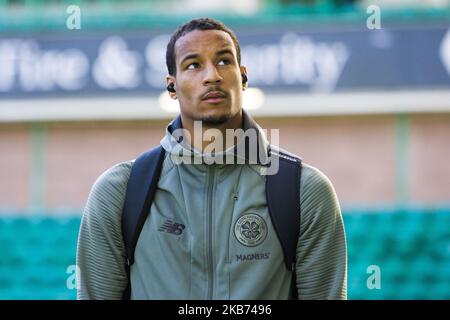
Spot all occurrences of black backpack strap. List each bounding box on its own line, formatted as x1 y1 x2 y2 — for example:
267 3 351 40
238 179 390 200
122 145 165 300
265 144 302 299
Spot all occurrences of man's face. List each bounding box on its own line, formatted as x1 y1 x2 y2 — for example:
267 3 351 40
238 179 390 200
167 29 246 125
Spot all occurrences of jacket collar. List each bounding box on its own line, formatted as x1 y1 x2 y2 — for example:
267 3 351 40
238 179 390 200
165 109 270 166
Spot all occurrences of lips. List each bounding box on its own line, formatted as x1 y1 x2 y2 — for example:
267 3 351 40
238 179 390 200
202 91 226 103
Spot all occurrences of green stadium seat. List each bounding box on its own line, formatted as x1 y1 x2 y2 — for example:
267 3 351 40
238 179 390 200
426 281 450 300
436 261 450 283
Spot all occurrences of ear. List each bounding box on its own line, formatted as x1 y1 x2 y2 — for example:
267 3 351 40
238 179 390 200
166 75 177 99
240 65 248 90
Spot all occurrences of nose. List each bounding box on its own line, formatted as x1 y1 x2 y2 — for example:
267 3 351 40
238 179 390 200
202 63 223 86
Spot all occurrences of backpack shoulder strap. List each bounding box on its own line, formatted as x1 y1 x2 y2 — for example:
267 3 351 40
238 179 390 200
265 144 302 298
122 145 165 299
266 144 302 271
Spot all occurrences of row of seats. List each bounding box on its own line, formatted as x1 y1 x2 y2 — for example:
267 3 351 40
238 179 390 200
343 208 450 299
0 207 449 299
0 214 79 299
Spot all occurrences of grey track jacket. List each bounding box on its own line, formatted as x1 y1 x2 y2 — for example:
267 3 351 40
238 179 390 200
76 111 347 300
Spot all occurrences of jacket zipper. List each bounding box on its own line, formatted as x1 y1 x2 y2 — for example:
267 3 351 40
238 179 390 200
206 165 215 300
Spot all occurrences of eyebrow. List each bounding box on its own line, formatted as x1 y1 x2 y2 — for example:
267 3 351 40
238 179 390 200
216 48 235 57
180 53 199 65
179 48 235 65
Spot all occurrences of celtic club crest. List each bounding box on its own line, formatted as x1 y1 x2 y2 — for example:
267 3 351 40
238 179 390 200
234 213 267 247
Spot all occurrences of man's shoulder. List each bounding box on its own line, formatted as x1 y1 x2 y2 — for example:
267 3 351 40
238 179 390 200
301 162 337 196
83 160 135 226
299 163 340 217
269 146 335 192
301 163 333 187
89 160 135 199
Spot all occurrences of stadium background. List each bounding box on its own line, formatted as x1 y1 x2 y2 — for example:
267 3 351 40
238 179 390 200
0 0 449 299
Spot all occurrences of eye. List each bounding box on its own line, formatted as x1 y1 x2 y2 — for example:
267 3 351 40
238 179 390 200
187 62 199 70
218 59 231 66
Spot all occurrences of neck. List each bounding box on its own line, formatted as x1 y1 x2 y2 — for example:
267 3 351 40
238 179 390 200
181 110 243 152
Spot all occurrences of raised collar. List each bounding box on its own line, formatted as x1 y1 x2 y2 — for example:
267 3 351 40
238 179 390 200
165 109 270 166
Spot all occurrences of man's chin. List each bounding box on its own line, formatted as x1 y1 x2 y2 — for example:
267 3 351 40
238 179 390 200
183 106 240 126
198 107 240 126
201 113 232 126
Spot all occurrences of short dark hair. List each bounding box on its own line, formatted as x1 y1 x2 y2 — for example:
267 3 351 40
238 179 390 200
166 17 241 76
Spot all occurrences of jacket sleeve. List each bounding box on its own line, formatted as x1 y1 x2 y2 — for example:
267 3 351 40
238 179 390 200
76 162 132 300
295 164 347 300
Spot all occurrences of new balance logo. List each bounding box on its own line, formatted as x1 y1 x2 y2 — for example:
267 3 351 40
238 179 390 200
158 219 185 236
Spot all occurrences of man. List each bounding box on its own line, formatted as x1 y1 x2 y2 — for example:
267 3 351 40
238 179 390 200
77 18 347 300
